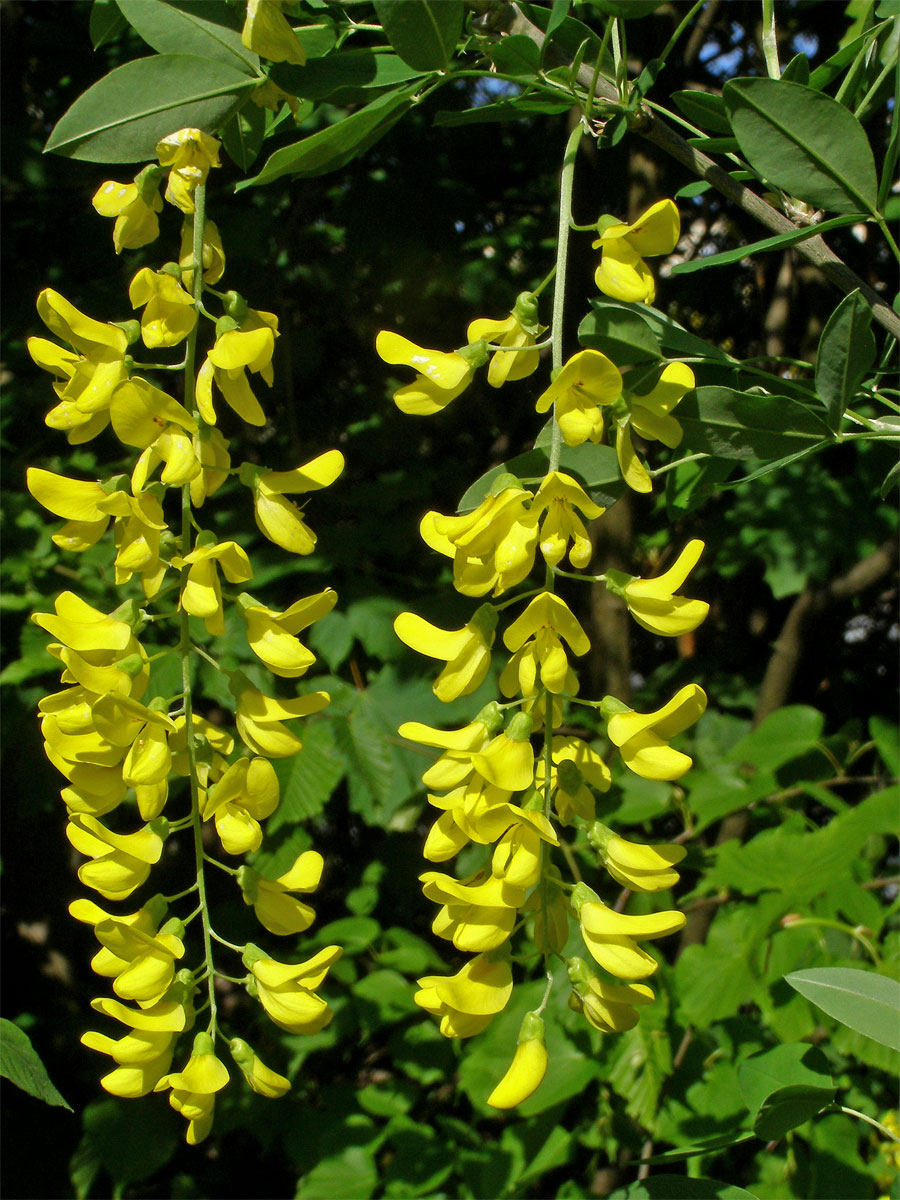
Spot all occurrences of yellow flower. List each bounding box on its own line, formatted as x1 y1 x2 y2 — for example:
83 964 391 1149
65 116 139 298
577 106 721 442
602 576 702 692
242 0 307 65
156 128 221 213
534 735 611 824
109 376 197 451
487 1012 547 1109
470 713 536 792
375 330 475 415
246 945 342 1034
200 756 280 855
119 700 177 788
155 1033 229 1145
593 199 680 303
173 538 253 637
251 78 303 119
467 292 543 388
70 894 168 978
421 869 525 952
229 1038 290 1098
199 307 279 426
589 823 686 892
613 362 695 493
92 169 163 253
179 218 226 289
501 591 590 698
398 703 503 790
567 957 654 1033
234 681 329 758
613 540 709 636
239 850 323 935
92 916 185 1005
239 587 337 678
81 1026 177 1098
129 268 197 349
531 471 605 569
415 953 513 1038
242 450 344 555
190 425 232 508
394 603 497 702
606 683 706 781
575 888 685 980
535 350 623 447
66 813 167 900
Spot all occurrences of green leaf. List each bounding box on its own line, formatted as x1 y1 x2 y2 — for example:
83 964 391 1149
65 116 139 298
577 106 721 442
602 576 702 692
373 0 463 71
272 51 427 101
353 968 416 1031
588 0 664 16
671 90 732 135
781 52 811 85
297 1146 378 1200
594 301 735 366
870 714 900 774
268 719 345 831
815 289 876 431
0 1020 72 1110
90 0 127 48
677 388 830 461
665 455 735 518
219 99 267 170
753 1083 836 1140
311 916 381 955
785 967 900 1050
45 55 255 162
669 214 865 275
737 1044 835 1139
880 458 900 498
81 1096 179 1185
723 78 879 214
577 306 661 364
686 136 740 154
491 35 542 76
237 84 416 186
644 1133 758 1165
610 1177 760 1199
434 96 574 126
115 0 258 73
727 705 825 771
459 439 625 512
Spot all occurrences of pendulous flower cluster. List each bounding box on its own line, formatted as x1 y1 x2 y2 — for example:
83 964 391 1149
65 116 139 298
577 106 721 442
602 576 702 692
28 126 343 1142
380 195 708 1109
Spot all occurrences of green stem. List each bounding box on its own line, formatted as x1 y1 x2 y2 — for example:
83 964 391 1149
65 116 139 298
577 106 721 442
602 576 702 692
784 917 881 966
548 120 585 474
875 215 900 268
655 0 708 70
826 1105 900 1143
854 54 895 122
761 0 781 79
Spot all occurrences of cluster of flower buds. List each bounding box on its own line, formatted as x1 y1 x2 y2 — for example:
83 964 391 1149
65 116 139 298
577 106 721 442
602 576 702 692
381 199 708 1109
28 127 343 1142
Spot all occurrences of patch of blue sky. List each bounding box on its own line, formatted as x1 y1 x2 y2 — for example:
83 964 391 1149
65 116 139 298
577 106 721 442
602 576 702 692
471 76 522 106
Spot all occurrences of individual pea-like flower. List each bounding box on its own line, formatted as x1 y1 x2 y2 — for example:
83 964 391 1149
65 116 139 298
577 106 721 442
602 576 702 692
588 822 686 892
91 916 186 1004
169 714 234 780
573 884 685 980
109 376 197 451
129 268 197 349
606 540 709 636
233 677 330 759
251 78 303 120
242 0 307 65
229 1038 290 1098
69 894 168 978
501 591 591 698
398 703 504 791
394 603 498 703
420 479 539 597
466 292 544 388
421 869 526 952
492 816 558 890
567 957 655 1033
415 952 513 1038
605 683 707 781
487 1011 547 1109
375 331 485 415
531 471 605 569
155 1032 230 1145
156 128 221 214
612 362 696 494
534 735 611 824
593 199 680 304
199 306 279 426
241 450 345 555
200 756 280 855
535 349 623 447
119 699 177 788
238 850 323 935
81 1025 177 1098
172 536 253 637
66 813 168 901
470 712 536 792
238 588 337 678
244 944 342 1034
178 218 225 289
190 425 231 508
92 165 164 253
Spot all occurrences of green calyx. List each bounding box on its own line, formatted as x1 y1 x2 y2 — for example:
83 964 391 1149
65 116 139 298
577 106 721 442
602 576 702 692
101 474 131 495
215 314 240 338
192 1030 215 1057
237 865 258 903
512 291 541 334
596 213 623 235
504 712 534 743
518 1010 545 1044
566 955 595 991
229 1038 254 1069
160 916 186 940
587 820 612 855
457 338 490 369
242 943 265 970
238 462 263 490
223 290 249 322
570 880 601 913
603 568 634 599
474 701 505 735
111 319 141 345
135 163 164 201
193 528 218 550
148 816 170 841
598 694 632 722
489 471 523 497
116 653 146 680
159 261 183 281
470 603 499 639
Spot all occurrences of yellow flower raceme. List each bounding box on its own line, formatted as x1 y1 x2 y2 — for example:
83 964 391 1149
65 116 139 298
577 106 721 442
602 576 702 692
242 0 307 65
593 199 680 304
487 1012 548 1109
245 944 342 1034
241 449 344 555
229 1038 290 1098
467 292 543 388
470 713 536 792
239 851 323 935
589 823 686 892
609 539 709 636
92 167 164 253
173 538 253 637
501 591 591 698
415 952 513 1038
200 756 280 855
109 376 197 450
155 1033 230 1145
233 679 330 759
535 349 623 447
567 957 655 1033
238 588 337 678
156 128 221 214
605 683 707 781
394 603 497 702
613 362 696 494
375 331 479 415
129 268 197 349
574 885 686 980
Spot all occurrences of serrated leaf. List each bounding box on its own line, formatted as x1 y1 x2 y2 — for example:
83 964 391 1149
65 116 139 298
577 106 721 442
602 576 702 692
670 214 865 276
373 0 463 71
724 78 878 214
785 967 900 1050
677 388 830 461
815 289 876 431
237 84 416 186
268 719 345 832
727 705 825 771
115 0 258 73
45 55 255 162
0 1020 72 1110
333 693 398 824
